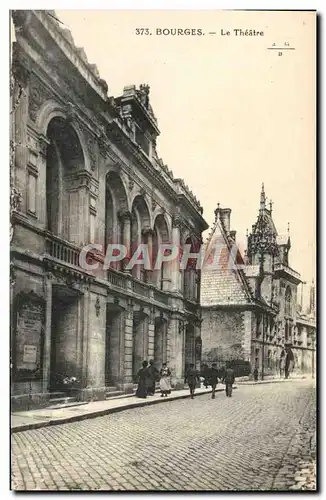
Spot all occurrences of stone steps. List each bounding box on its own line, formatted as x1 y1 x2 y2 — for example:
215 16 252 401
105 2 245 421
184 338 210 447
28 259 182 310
105 390 125 399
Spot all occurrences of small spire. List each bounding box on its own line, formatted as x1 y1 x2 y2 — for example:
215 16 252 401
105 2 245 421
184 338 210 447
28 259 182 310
269 199 273 213
260 182 266 212
287 222 290 234
214 202 220 222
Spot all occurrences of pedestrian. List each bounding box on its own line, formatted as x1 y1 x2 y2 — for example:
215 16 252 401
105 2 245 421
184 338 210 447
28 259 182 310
159 362 172 397
222 363 235 397
136 360 148 398
210 363 219 399
285 349 294 379
202 363 210 389
184 363 200 399
253 367 258 382
146 359 159 396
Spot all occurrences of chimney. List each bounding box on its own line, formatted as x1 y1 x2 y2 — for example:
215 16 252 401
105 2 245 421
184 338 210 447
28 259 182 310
230 230 237 241
219 208 231 234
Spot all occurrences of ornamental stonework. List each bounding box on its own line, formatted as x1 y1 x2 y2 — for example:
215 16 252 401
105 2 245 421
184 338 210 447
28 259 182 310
85 131 97 171
29 76 53 122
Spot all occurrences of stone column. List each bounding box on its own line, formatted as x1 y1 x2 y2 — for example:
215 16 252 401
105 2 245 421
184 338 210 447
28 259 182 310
142 228 154 281
86 292 106 396
147 307 155 359
119 211 132 272
123 299 134 392
42 273 52 393
171 216 182 293
147 229 154 272
38 135 50 227
81 282 90 389
168 316 184 389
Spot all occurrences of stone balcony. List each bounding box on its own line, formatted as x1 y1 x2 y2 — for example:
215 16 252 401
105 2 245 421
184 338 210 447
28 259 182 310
274 263 301 283
45 234 178 309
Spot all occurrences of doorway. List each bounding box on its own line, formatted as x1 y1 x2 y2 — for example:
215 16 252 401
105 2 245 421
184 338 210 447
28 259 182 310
50 285 80 392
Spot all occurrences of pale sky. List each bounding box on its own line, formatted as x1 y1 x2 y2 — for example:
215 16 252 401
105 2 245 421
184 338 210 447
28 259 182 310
56 10 316 306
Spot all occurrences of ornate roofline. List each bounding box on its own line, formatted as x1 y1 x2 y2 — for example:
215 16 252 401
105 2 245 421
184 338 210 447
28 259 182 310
204 209 255 304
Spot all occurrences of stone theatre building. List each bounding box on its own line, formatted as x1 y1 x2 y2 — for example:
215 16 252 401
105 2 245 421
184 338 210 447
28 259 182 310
10 10 208 408
201 185 316 378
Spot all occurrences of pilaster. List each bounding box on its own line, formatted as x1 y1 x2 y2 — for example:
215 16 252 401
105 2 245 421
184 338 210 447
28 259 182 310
119 210 132 272
123 299 134 386
168 315 185 388
81 282 90 387
147 306 155 359
42 272 52 392
12 48 31 214
171 216 181 293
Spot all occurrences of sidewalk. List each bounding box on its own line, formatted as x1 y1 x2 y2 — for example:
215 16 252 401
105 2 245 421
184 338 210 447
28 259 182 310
11 387 213 433
11 377 308 434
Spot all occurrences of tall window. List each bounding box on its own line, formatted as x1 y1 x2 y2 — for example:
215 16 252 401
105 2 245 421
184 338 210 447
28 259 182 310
285 286 292 317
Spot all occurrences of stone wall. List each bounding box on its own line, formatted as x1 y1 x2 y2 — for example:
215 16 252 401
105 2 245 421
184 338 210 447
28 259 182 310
201 308 246 362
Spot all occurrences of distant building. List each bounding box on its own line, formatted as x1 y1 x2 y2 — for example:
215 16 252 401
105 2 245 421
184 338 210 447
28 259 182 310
10 10 208 410
201 184 316 378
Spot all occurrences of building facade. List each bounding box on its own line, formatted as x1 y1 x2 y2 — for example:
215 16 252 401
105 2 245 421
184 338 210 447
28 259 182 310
201 185 316 378
10 10 208 409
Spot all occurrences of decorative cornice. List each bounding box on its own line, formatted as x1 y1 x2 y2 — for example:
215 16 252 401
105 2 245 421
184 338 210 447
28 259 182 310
33 10 109 102
172 215 184 229
105 120 207 228
142 228 155 237
118 210 132 222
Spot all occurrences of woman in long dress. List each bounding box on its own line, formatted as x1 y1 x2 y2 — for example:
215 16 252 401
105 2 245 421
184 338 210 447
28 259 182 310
159 363 171 397
136 360 148 398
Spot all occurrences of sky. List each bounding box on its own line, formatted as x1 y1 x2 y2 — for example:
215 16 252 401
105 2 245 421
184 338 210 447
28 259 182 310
55 10 316 307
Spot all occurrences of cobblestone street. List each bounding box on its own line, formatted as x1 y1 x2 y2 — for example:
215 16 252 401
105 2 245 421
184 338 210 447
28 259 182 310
11 380 316 491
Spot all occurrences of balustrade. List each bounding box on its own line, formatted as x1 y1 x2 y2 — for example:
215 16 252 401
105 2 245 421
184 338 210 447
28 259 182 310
153 289 169 305
107 269 127 289
46 236 80 267
132 280 150 298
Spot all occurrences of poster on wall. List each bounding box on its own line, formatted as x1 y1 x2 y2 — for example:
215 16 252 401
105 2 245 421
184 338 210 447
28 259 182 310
14 292 44 377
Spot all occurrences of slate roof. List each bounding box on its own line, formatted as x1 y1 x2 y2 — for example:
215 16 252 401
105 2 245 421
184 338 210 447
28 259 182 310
201 217 253 307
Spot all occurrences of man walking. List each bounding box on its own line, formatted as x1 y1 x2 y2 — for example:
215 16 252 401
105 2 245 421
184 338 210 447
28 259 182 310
222 363 235 397
184 363 200 399
201 363 210 389
210 363 219 399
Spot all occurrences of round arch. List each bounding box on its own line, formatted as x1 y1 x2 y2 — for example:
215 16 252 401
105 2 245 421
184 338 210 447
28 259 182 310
45 116 86 243
152 214 171 289
36 100 91 171
105 170 129 270
130 194 151 229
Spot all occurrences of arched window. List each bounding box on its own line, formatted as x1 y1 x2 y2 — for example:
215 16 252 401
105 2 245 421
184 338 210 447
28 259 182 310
285 286 292 317
46 117 85 241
